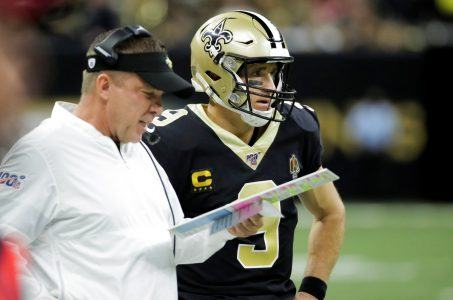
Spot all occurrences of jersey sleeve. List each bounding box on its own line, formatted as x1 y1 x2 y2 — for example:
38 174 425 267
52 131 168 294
305 108 323 173
0 140 59 245
143 108 197 198
291 104 324 173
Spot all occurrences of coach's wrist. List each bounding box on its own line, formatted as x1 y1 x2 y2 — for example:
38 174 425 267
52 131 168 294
298 276 327 300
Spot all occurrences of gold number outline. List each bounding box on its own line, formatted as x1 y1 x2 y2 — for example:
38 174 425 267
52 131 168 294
236 181 281 269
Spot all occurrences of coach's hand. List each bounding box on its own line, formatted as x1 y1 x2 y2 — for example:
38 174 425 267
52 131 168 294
227 215 263 237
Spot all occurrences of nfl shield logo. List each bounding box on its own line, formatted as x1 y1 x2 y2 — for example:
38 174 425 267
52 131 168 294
88 58 96 69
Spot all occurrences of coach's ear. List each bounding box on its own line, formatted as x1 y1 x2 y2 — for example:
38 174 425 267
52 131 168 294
96 73 111 102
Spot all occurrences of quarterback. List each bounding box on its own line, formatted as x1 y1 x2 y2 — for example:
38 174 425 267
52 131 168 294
145 11 345 300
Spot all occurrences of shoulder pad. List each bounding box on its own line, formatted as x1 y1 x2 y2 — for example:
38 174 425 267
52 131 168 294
286 102 320 132
142 107 198 150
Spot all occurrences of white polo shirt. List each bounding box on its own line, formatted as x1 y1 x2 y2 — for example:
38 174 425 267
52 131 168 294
0 102 232 300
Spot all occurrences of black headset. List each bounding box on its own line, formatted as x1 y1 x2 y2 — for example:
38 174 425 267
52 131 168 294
93 25 151 66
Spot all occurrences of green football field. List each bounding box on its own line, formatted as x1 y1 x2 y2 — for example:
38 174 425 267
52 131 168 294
291 203 453 300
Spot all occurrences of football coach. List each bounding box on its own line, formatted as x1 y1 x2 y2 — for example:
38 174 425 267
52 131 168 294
0 25 262 299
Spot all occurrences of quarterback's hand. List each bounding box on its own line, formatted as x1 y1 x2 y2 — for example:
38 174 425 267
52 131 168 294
227 215 263 237
295 292 317 300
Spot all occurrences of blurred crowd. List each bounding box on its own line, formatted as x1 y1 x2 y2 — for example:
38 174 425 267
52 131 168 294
1 0 452 56
0 0 449 153
0 0 445 197
153 0 453 53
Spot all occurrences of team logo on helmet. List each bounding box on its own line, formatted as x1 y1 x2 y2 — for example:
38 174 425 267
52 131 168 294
201 19 233 57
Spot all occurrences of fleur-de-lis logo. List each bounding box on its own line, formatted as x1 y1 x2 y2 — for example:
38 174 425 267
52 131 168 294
201 19 233 58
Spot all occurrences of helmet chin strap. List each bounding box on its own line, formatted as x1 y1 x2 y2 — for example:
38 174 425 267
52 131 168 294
241 113 271 127
239 100 273 127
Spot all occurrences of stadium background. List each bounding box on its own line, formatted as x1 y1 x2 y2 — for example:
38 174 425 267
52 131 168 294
0 0 452 299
